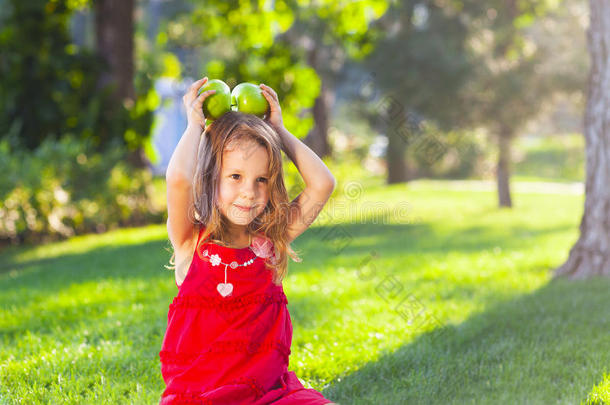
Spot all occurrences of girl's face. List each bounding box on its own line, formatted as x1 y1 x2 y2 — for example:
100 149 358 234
217 140 270 233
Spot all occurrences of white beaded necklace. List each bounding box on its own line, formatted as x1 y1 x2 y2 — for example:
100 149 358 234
202 234 256 298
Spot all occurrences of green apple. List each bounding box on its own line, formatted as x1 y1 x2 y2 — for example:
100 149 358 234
231 82 269 117
198 79 231 120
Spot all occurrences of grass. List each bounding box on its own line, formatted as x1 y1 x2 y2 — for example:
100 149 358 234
1 178 608 404
512 133 585 183
585 373 610 405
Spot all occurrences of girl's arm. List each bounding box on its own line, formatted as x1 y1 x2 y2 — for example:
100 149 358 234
165 124 202 253
166 78 215 253
278 125 335 190
166 123 204 181
278 126 336 243
260 84 336 243
166 77 214 181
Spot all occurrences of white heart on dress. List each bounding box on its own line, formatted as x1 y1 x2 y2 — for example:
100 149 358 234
217 283 233 297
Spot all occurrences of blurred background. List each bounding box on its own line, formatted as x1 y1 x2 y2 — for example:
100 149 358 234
0 0 589 247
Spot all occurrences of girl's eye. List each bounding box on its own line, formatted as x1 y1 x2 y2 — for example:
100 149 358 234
229 174 267 183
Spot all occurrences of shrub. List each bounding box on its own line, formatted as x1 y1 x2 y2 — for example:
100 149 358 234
0 135 163 247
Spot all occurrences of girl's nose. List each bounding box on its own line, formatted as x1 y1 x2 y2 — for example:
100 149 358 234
240 181 257 199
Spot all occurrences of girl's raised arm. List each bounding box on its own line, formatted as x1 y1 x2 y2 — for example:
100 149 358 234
259 84 336 244
166 78 215 253
277 125 336 243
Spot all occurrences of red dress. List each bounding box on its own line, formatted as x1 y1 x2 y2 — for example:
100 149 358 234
159 226 333 404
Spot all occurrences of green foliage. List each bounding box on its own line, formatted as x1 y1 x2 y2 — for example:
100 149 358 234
0 0 160 157
130 10 169 160
322 155 384 196
362 1 585 142
0 135 164 246
201 0 295 49
165 0 390 141
0 0 99 149
364 1 479 130
168 1 318 140
461 0 583 133
290 0 390 60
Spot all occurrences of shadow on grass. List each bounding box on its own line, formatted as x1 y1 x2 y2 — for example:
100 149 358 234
0 238 171 286
292 219 574 268
321 277 610 405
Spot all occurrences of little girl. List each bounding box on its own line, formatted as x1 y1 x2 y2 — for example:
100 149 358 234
159 77 338 404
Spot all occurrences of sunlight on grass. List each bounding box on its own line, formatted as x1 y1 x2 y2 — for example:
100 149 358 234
583 373 610 405
1 224 168 264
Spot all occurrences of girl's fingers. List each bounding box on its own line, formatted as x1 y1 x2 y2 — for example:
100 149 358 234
198 89 216 99
191 77 208 90
264 88 276 101
184 78 208 104
260 84 278 101
262 91 280 112
262 89 278 105
189 90 215 109
263 93 277 110
189 77 208 96
260 84 270 95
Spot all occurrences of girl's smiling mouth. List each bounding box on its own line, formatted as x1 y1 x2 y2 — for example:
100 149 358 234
234 204 253 212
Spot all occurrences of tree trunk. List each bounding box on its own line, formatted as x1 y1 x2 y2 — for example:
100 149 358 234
94 0 135 101
304 46 332 158
386 105 409 183
497 125 513 208
554 0 610 279
94 0 148 169
387 131 408 184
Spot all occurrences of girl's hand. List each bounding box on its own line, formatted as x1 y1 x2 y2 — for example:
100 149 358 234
183 77 216 130
260 83 284 131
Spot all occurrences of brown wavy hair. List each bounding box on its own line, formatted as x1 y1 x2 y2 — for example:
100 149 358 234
165 111 301 285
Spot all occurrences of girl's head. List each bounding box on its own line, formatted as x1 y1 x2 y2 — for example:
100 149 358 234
168 111 300 285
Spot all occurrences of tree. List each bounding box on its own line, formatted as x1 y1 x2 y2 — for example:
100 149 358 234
362 1 482 183
94 0 135 101
165 0 387 157
462 0 583 207
277 0 389 158
164 0 319 141
359 1 583 190
554 0 610 279
0 0 158 165
94 0 147 168
0 0 107 150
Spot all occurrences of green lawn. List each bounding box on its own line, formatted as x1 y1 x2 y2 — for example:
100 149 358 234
0 180 608 404
512 133 585 183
